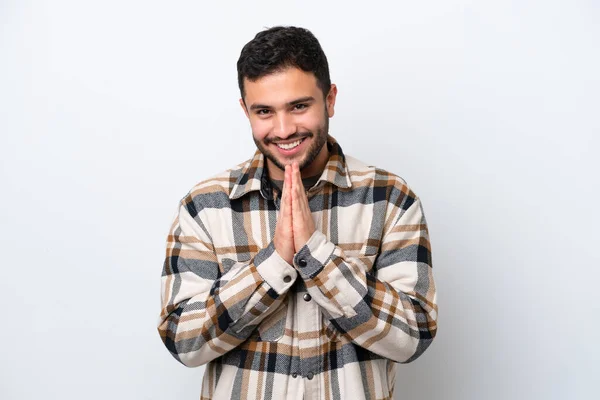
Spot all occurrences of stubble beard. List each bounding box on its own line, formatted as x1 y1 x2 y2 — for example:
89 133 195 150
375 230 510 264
254 116 329 173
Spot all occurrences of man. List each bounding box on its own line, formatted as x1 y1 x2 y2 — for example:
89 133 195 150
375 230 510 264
158 26 437 400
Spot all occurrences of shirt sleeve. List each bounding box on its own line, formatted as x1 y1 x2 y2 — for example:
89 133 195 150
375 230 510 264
157 199 298 367
293 194 438 363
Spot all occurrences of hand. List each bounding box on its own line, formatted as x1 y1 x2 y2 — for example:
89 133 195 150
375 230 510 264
273 165 295 265
291 162 315 251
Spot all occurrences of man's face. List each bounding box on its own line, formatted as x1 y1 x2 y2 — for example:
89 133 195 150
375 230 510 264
241 68 337 175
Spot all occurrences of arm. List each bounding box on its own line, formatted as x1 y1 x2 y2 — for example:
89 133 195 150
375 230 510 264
295 193 438 363
157 198 297 367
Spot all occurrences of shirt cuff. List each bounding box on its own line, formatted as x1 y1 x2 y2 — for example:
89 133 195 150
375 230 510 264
293 230 336 279
255 241 298 295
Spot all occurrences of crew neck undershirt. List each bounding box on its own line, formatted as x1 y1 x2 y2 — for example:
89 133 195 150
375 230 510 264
269 173 321 194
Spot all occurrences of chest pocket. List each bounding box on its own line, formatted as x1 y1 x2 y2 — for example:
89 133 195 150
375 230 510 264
257 296 288 342
320 246 379 343
343 246 379 273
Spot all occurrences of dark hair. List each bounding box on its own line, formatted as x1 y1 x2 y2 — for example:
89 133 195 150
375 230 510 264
237 26 331 100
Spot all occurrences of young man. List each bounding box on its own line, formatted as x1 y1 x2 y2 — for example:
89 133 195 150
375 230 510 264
158 26 437 400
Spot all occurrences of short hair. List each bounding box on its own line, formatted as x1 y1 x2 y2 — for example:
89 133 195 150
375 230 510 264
237 26 331 100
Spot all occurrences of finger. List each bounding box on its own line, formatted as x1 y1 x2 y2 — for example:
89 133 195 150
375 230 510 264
294 163 311 229
283 165 291 219
296 167 313 230
293 162 309 208
294 162 304 199
282 164 288 198
291 162 301 214
287 166 294 218
279 166 286 216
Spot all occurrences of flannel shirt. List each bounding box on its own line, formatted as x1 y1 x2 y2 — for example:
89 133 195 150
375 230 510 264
158 136 437 400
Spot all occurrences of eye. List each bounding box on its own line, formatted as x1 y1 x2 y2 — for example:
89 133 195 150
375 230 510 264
256 109 271 116
293 103 308 111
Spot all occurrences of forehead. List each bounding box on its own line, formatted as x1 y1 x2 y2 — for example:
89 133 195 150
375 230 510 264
243 68 322 107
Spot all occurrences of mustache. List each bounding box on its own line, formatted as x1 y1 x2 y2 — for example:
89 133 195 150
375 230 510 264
264 132 313 144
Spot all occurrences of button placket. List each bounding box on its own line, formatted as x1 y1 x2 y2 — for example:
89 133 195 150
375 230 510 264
296 280 321 397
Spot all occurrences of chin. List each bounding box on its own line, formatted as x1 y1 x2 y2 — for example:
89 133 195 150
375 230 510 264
275 154 307 170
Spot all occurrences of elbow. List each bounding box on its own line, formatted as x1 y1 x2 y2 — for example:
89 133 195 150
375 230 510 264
177 352 211 368
158 320 232 368
157 325 211 368
398 325 437 364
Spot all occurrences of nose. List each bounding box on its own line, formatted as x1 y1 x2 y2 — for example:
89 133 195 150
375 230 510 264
272 112 296 139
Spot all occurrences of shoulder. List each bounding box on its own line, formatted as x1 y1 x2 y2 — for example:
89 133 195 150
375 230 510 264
178 158 250 210
345 155 414 196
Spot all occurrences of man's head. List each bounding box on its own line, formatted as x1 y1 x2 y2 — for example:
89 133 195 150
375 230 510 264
237 26 337 179
237 26 331 100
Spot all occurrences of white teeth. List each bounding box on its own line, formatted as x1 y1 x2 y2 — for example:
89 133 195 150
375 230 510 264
276 139 303 150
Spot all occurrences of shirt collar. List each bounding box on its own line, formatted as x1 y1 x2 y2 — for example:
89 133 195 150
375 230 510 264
229 135 352 200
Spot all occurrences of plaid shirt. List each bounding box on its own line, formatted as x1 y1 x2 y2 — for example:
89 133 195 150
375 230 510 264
158 136 437 400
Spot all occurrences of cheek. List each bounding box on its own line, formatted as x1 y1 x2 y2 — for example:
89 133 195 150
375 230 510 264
301 112 325 131
249 119 271 140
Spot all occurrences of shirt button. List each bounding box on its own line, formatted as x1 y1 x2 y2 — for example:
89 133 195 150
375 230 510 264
298 259 307 267
283 275 291 283
292 373 298 378
303 293 312 302
307 372 314 380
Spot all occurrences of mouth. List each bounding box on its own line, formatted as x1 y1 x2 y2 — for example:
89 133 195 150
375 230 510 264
272 137 308 156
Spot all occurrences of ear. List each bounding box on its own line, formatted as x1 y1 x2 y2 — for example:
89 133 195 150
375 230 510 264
325 84 338 118
239 98 250 119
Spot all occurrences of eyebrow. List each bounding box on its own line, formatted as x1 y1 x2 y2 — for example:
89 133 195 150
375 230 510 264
249 96 316 111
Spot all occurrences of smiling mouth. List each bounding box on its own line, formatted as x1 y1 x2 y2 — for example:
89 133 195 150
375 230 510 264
274 137 306 150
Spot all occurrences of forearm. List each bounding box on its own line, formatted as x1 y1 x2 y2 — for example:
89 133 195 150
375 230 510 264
158 203 297 367
295 200 437 363
159 242 296 367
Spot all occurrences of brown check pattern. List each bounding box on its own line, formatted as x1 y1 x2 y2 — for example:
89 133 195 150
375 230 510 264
158 136 438 400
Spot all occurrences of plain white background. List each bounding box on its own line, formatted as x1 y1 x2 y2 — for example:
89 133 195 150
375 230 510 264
1 1 598 399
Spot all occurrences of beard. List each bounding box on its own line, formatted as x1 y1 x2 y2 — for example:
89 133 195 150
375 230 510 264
253 114 329 173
